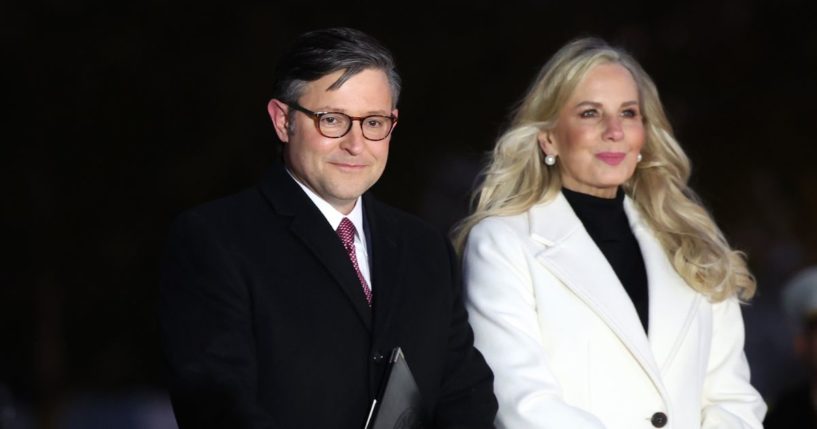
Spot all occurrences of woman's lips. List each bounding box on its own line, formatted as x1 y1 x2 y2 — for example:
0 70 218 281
596 152 626 166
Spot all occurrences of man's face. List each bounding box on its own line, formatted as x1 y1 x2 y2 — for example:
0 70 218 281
271 68 397 214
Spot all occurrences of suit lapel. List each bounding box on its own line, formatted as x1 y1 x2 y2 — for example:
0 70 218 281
625 199 701 372
258 164 372 330
529 193 668 399
363 196 403 337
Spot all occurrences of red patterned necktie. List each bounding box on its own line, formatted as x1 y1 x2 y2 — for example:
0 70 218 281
336 217 373 306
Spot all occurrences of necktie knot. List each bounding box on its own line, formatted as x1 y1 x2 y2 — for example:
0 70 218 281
337 217 357 248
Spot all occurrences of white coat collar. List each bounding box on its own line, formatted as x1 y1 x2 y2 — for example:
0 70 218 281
527 191 701 397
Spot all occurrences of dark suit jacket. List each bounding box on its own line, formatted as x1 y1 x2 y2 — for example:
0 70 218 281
160 163 497 429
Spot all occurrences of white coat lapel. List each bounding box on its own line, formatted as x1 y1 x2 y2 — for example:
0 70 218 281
624 198 702 372
528 193 669 399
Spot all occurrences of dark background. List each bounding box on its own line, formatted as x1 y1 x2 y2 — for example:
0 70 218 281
5 0 817 427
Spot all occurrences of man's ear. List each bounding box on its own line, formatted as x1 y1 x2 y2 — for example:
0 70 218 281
537 130 558 157
267 99 291 143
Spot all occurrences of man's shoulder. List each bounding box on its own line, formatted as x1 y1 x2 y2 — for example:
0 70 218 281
173 163 297 225
166 183 279 246
365 196 449 246
179 186 265 223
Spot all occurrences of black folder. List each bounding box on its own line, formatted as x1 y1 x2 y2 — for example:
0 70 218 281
364 347 426 429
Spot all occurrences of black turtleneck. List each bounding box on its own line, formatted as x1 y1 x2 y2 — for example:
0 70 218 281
562 187 649 333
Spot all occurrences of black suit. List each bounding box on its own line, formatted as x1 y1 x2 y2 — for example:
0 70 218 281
160 163 497 428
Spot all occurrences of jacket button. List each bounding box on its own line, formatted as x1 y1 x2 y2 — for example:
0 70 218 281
651 412 668 428
372 352 385 364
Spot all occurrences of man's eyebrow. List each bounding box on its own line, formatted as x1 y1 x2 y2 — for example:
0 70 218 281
313 106 391 116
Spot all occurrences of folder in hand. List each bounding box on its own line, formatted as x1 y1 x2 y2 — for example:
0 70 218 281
364 347 426 429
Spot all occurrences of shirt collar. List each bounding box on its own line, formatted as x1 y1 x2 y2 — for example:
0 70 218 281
286 168 365 236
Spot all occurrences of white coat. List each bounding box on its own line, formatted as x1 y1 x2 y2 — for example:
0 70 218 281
463 192 766 429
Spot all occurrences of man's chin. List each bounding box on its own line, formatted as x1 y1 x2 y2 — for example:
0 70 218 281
328 176 379 196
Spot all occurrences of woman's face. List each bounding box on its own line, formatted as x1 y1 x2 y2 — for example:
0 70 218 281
539 62 645 198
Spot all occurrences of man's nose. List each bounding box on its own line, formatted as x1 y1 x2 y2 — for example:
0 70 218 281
339 121 366 154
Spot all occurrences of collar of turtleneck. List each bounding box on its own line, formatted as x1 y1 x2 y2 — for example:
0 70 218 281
561 187 629 242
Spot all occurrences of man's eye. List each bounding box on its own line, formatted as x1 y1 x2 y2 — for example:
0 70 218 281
365 117 385 128
320 114 346 127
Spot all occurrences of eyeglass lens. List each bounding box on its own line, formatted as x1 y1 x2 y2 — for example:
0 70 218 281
317 113 393 140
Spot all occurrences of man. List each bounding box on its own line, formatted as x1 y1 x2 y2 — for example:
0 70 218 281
159 27 497 428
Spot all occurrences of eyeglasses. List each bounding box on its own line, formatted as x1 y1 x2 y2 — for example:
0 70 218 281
287 103 397 141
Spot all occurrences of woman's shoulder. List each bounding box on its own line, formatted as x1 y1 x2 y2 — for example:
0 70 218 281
470 207 533 235
471 197 572 236
463 211 534 266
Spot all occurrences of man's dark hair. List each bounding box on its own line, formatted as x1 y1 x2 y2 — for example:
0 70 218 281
272 27 401 107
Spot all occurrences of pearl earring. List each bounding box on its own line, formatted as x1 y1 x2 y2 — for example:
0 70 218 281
637 153 643 162
545 155 556 166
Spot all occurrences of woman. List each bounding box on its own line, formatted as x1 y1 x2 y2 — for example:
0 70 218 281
453 38 766 428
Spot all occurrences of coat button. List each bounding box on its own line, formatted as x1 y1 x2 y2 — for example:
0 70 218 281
372 352 385 364
650 412 668 428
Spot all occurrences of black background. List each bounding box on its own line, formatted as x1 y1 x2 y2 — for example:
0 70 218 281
5 0 817 426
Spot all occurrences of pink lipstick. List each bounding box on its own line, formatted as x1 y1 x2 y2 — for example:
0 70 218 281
596 152 626 166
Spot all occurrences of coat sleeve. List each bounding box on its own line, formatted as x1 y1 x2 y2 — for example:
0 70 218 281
462 219 607 429
700 297 767 428
432 234 499 429
159 211 279 429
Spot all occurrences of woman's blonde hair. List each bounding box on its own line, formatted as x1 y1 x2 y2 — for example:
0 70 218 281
451 37 755 302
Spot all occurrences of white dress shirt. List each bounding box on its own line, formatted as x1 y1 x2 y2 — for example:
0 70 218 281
287 169 372 289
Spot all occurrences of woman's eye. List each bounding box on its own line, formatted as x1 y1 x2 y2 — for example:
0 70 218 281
579 109 598 118
622 109 640 118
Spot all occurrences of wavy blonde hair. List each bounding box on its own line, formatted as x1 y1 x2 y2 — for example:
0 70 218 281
452 37 755 302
